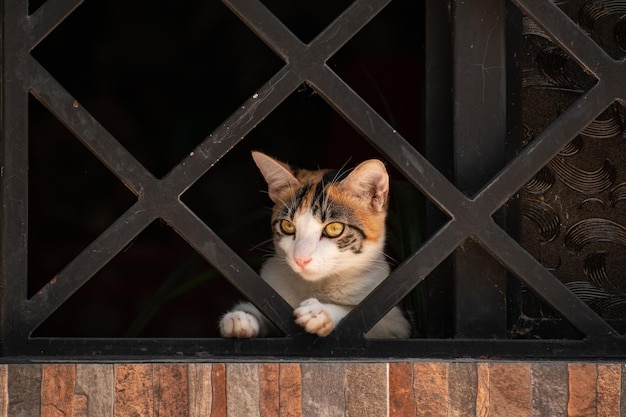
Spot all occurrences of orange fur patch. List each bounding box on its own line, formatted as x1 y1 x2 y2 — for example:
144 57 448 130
326 184 386 242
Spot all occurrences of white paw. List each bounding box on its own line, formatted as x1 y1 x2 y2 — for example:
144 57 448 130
219 311 259 338
294 298 334 337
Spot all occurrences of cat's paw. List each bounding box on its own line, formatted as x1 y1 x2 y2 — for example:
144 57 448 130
294 298 334 337
219 311 259 338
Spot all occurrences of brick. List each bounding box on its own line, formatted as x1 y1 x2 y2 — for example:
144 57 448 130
448 362 477 417
531 363 568 417
259 364 279 417
621 365 626 417
345 363 387 417
476 363 490 417
567 363 597 417
114 364 154 417
188 364 212 417
154 364 189 417
75 364 114 417
279 364 302 417
486 363 531 417
226 363 260 416
7 365 41 417
389 362 415 417
211 364 227 417
301 363 346 417
597 364 620 417
42 364 75 417
413 362 448 417
0 365 7 417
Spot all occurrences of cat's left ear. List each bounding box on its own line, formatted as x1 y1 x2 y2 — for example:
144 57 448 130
251 151 300 204
338 159 389 212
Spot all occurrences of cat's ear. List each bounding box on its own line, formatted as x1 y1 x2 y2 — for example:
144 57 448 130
338 159 389 212
252 151 300 203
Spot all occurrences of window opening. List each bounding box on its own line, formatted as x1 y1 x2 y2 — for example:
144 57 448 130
4 0 626 359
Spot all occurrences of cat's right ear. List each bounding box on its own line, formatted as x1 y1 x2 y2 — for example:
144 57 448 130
251 151 299 203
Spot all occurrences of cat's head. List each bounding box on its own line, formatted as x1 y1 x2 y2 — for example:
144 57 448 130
252 151 389 282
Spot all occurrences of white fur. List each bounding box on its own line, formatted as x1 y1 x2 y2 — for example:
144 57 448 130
219 214 411 338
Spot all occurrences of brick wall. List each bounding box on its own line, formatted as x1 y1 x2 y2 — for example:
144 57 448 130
0 362 623 416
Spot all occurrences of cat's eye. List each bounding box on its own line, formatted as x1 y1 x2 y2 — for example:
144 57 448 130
280 219 296 235
323 222 345 238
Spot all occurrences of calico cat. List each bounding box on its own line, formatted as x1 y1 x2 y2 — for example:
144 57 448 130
219 151 411 339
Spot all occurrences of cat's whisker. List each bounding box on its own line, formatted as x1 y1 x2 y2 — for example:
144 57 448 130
249 240 275 255
380 251 398 264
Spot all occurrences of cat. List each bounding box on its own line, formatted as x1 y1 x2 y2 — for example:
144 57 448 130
219 151 411 339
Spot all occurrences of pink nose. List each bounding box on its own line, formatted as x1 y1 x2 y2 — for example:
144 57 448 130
294 256 312 268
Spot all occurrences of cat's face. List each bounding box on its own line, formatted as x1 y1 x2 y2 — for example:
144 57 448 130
252 151 389 282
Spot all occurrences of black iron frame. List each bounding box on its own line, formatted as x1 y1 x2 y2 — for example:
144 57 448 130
2 0 625 361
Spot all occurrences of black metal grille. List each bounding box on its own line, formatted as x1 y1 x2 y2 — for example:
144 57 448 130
2 0 626 360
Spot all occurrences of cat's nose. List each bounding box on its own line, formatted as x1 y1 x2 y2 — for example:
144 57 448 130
294 256 312 268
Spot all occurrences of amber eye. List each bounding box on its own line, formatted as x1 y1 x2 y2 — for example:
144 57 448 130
280 219 296 235
323 222 345 238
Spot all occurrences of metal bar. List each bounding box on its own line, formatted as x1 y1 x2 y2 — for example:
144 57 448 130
504 2 524 333
479 0 624 219
163 202 298 335
28 0 84 50
309 65 468 217
7 335 626 361
454 0 618 339
337 220 468 338
222 0 304 61
224 0 390 67
424 0 455 338
308 66 477 337
477 221 617 338
451 0 508 338
475 81 614 215
452 0 507 198
1 0 32 348
29 59 154 195
307 0 391 60
164 66 301 195
19 202 154 336
513 0 614 78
